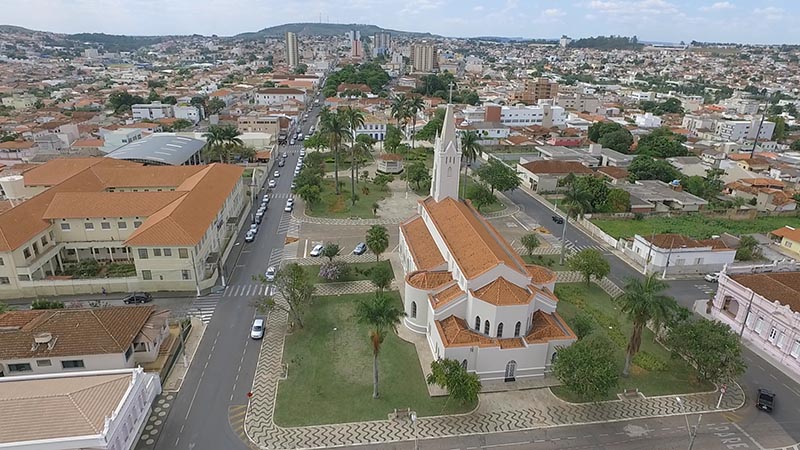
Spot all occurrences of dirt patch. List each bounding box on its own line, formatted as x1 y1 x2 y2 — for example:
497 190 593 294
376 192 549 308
285 236 299 244
536 226 551 234
329 195 346 214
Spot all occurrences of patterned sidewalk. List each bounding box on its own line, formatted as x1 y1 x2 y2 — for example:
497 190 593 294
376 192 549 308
556 271 625 298
243 295 745 450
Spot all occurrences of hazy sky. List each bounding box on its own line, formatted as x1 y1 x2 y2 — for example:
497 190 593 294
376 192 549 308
0 0 797 44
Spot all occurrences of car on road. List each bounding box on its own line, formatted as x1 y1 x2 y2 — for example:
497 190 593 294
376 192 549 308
552 215 564 225
249 223 259 233
284 203 293 212
309 244 324 257
253 214 262 224
282 152 288 158
289 139 295 145
245 230 256 242
704 272 720 282
262 194 269 202
290 182 296 189
278 159 285 167
353 242 367 255
250 318 265 340
756 388 775 412
268 179 277 188
300 149 306 156
273 170 280 178
264 266 277 282
123 292 152 304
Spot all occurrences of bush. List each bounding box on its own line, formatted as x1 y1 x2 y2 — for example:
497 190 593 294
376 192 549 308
571 312 595 339
31 299 65 310
106 263 136 277
632 350 668 372
318 261 348 281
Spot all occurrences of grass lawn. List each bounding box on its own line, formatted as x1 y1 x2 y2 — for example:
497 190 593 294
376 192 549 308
592 214 800 240
306 177 390 219
552 283 713 402
523 254 569 271
242 168 254 178
301 260 393 284
274 292 475 426
463 177 506 214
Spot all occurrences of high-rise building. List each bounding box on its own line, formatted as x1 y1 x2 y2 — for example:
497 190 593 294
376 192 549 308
372 32 391 57
347 30 363 59
411 42 437 73
512 77 559 105
285 31 299 68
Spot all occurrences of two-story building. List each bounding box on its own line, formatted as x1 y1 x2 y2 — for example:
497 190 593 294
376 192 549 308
131 102 173 121
254 88 306 106
622 233 737 276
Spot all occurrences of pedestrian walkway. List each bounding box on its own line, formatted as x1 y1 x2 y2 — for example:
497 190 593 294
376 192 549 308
222 283 274 298
186 294 221 324
275 213 294 235
292 211 400 226
268 192 293 199
556 271 625 298
290 253 377 265
313 279 382 296
564 240 607 253
243 295 745 449
134 393 176 450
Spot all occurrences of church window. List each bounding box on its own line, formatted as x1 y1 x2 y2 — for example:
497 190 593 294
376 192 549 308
474 316 481 330
410 301 417 318
497 323 504 338
484 320 490 335
514 321 522 337
447 166 453 177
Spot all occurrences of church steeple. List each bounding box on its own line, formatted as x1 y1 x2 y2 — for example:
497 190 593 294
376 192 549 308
430 104 461 202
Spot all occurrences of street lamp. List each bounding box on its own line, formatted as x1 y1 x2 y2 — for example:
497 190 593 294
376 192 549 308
675 396 701 450
410 411 418 450
332 327 337 351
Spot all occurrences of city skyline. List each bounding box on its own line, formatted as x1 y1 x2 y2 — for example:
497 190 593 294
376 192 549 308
0 0 797 44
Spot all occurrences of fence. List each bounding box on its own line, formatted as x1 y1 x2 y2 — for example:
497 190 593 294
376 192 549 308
576 216 619 249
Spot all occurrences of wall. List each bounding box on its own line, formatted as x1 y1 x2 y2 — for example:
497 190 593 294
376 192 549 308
2 351 131 376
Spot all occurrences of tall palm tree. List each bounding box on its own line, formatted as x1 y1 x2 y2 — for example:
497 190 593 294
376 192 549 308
561 182 592 220
355 292 405 399
407 95 425 151
318 108 349 195
203 124 243 163
341 106 365 205
351 140 372 187
459 130 483 198
390 94 409 134
618 274 677 377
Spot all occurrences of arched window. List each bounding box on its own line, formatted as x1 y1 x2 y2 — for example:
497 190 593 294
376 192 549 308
447 166 453 177
497 322 504 338
551 351 558 364
474 316 481 330
410 301 417 318
461 359 468 370
514 321 522 337
484 320 490 335
504 360 517 382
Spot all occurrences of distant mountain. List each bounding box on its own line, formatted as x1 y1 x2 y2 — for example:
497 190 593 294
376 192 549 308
472 36 558 44
66 33 172 52
233 22 436 40
0 24 39 34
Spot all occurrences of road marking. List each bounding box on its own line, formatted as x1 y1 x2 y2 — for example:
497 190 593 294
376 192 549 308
732 422 766 450
770 373 778 380
481 442 529 448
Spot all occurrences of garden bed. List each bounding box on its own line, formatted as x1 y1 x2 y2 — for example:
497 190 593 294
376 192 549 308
301 260 393 284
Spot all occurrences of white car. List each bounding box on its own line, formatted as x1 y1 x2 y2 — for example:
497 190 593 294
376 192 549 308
287 198 294 207
704 272 720 282
249 223 259 233
300 149 306 156
265 266 277 282
250 318 265 339
268 179 277 188
309 244 324 257
262 194 270 203
244 230 256 243
273 170 280 178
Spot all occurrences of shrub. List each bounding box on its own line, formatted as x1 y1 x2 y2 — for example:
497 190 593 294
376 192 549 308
319 261 348 281
571 312 595 339
74 260 100 278
632 350 668 372
31 299 65 310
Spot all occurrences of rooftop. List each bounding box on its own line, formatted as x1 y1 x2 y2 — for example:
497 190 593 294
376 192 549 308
730 271 800 313
519 159 593 175
618 180 709 206
106 134 206 166
641 233 730 250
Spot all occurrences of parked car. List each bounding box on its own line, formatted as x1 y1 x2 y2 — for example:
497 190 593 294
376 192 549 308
273 170 280 178
353 242 367 255
265 266 277 282
289 139 295 145
300 149 306 156
254 214 262 225
250 318 265 339
278 160 285 167
704 272 720 282
123 292 152 304
262 194 269 203
245 230 256 243
287 198 294 207
268 179 277 188
282 152 288 158
290 182 296 190
284 203 293 212
249 223 259 233
756 388 775 412
552 215 564 225
310 244 324 257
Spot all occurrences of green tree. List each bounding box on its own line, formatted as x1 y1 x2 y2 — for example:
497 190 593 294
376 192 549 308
568 249 610 286
552 333 621 401
588 122 630 144
254 263 314 329
571 312 595 340
598 129 634 153
407 94 424 150
603 188 631 213
0 301 8 313
561 182 592 219
294 63 308 74
460 130 483 197
341 106 366 205
406 160 430 190
791 140 800 151
475 159 520 194
520 233 541 255
172 118 193 131
366 225 389 261
319 108 349 195
465 182 497 212
618 274 678 377
321 243 340 262
390 93 409 128
296 184 321 209
426 358 481 405
373 174 393 191
303 132 327 152
206 97 226 115
628 155 681 183
203 124 243 163
30 299 65 310
355 292 405 399
384 125 403 153
107 91 145 114
572 175 609 213
770 116 786 142
367 264 394 292
636 127 688 158
735 235 763 261
666 319 746 384
416 108 445 141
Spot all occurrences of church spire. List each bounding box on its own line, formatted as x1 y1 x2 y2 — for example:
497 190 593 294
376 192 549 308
430 103 461 202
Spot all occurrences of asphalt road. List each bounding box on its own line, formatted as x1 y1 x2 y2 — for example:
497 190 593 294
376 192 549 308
153 98 322 450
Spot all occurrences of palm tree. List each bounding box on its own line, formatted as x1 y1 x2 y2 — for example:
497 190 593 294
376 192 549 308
355 292 405 399
390 94 408 129
407 95 424 151
561 183 592 220
203 124 243 163
351 140 372 188
618 274 677 377
318 108 349 195
459 130 483 198
341 106 365 205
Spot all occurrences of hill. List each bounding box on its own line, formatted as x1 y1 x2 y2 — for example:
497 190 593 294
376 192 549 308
66 33 172 52
568 35 644 50
234 22 436 40
0 25 39 34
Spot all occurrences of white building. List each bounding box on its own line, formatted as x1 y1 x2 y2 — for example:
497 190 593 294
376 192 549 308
173 104 202 124
710 268 800 379
131 102 173 121
634 112 663 128
629 91 656 102
715 117 775 142
254 88 306 106
398 104 576 382
100 128 144 153
623 233 736 276
0 368 160 450
498 104 566 128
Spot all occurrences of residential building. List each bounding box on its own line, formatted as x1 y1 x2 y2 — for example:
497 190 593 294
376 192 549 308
285 31 299 68
354 113 388 141
0 140 36 164
616 180 709 212
411 42 437 73
1 93 36 110
173 104 202 124
715 117 775 142
237 113 281 136
634 112 663 128
372 32 391 57
710 269 800 379
770 226 800 259
100 128 144 153
399 104 575 382
254 88 306 106
0 158 245 299
516 159 593 193
725 178 796 212
106 134 207 166
553 92 600 113
131 102 173 121
348 30 363 59
0 305 169 376
512 78 558 105
531 146 600 168
0 368 161 450
622 233 736 276
495 104 566 128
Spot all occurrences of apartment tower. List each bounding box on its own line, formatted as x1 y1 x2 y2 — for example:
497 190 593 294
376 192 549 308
411 41 437 73
285 31 299 68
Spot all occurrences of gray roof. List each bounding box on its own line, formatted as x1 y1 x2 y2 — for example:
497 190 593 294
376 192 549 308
106 134 205 165
620 180 708 206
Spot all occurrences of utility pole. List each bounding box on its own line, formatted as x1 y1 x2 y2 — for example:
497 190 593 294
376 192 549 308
662 237 675 279
750 101 769 158
738 290 756 338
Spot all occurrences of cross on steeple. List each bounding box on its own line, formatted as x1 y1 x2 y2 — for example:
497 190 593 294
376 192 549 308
448 81 454 104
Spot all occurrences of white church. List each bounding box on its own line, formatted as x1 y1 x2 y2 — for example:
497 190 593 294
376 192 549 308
398 104 576 382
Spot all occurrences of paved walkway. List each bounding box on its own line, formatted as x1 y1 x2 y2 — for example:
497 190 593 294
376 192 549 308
243 294 745 450
556 272 625 298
